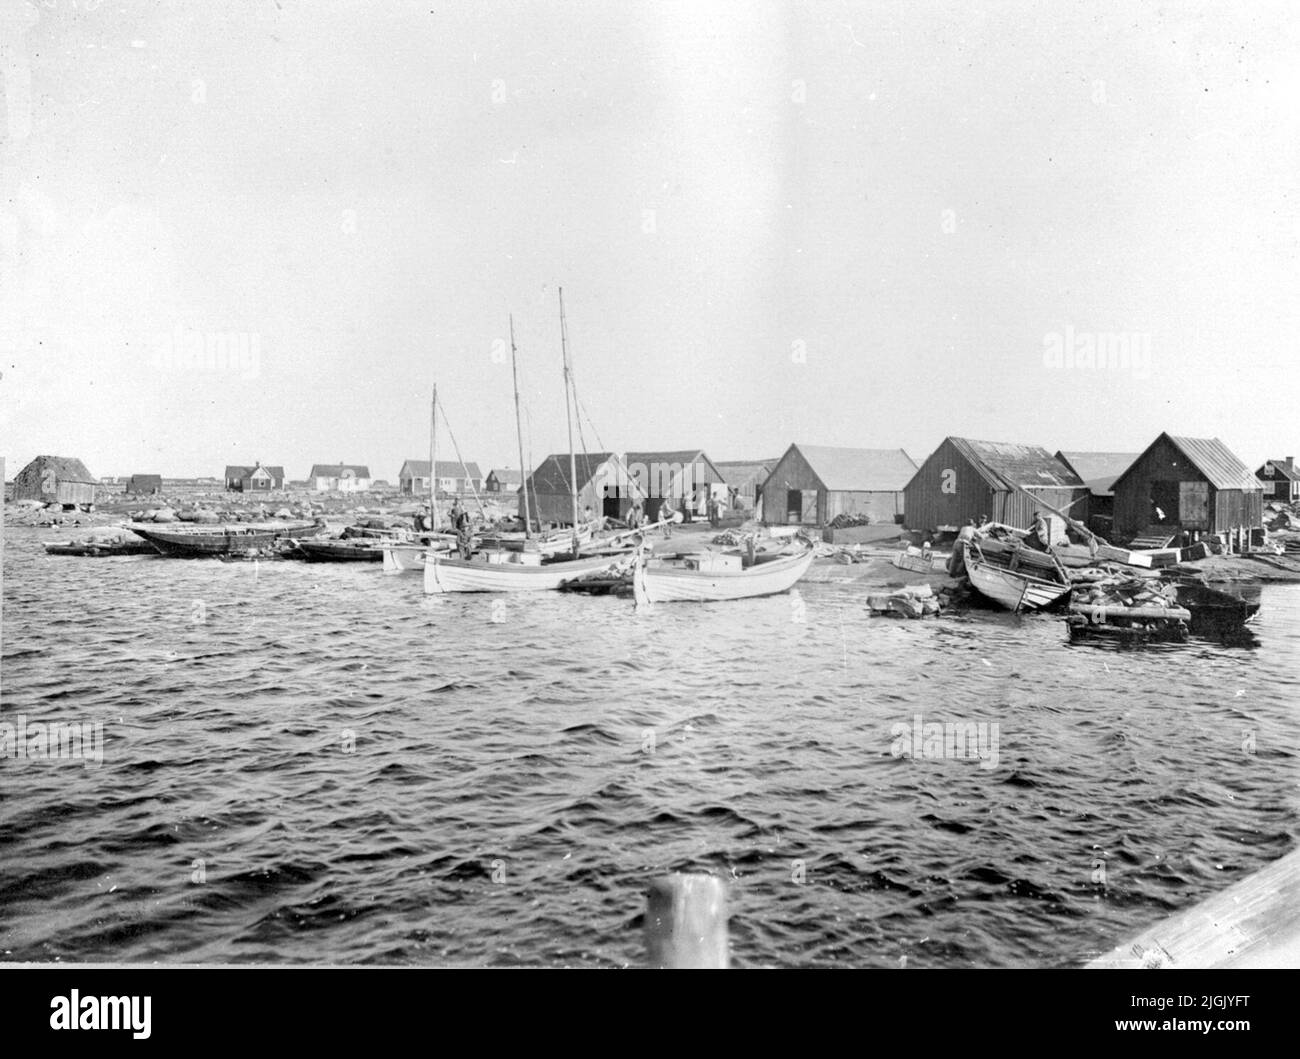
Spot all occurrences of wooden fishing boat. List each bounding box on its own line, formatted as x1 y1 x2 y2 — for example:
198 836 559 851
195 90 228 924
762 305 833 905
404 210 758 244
423 549 624 593
44 537 156 557
1170 580 1261 635
631 538 815 605
476 523 594 554
962 537 1072 612
295 539 385 562
130 525 279 558
380 536 455 574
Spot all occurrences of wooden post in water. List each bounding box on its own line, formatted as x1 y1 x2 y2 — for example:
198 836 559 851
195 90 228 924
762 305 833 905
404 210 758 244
644 874 729 968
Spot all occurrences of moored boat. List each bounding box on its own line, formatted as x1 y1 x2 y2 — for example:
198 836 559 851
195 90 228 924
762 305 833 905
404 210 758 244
423 549 624 593
961 537 1072 612
130 525 279 558
631 537 815 605
44 536 156 557
295 539 386 562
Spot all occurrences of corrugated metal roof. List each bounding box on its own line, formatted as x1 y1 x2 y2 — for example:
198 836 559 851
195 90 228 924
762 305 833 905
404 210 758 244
1056 451 1139 496
1165 436 1263 491
793 444 918 492
949 438 1084 490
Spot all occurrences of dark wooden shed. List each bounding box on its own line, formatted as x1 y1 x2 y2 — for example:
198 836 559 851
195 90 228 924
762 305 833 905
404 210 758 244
903 437 1087 534
12 455 98 506
127 474 163 495
1111 433 1263 543
762 444 917 527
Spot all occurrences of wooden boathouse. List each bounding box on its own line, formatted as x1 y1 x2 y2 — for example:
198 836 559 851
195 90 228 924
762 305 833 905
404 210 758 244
1053 451 1138 527
762 444 917 527
12 455 98 506
126 473 163 495
1110 433 1263 545
522 452 641 526
714 459 777 515
903 438 1087 534
622 449 726 522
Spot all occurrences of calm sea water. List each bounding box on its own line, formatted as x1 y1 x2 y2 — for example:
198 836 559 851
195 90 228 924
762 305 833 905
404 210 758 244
2 527 1298 967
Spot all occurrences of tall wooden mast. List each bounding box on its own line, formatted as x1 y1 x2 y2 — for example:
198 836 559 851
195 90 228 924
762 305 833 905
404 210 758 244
428 383 438 530
510 314 533 538
559 288 581 556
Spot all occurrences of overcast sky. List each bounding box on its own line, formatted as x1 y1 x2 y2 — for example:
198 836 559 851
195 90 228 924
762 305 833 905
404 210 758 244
1 0 1297 480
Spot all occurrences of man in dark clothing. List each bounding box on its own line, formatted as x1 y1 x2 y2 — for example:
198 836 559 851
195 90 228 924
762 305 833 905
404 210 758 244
450 500 473 559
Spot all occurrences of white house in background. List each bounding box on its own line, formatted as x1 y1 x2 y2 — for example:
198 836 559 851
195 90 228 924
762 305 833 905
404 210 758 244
308 462 372 492
398 459 483 496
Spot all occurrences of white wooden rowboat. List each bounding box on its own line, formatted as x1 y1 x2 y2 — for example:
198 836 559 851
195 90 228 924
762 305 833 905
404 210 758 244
962 539 1071 612
423 549 625 593
632 539 815 605
381 539 453 575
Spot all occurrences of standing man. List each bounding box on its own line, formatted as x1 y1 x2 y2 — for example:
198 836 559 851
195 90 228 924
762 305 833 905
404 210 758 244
1027 511 1050 551
450 499 472 559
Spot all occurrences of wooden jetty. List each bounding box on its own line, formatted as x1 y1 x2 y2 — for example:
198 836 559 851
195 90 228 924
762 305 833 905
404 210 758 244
1088 846 1300 968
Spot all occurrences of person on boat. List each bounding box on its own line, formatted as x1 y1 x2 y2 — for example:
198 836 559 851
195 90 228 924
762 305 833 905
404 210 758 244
947 518 978 576
659 498 676 538
1026 511 1051 552
628 498 644 529
450 500 472 558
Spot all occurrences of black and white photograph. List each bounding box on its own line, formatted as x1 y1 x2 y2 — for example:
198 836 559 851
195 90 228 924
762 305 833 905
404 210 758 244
0 0 1297 1027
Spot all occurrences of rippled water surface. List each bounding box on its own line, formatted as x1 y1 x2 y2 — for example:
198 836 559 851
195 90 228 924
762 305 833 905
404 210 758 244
2 527 1298 967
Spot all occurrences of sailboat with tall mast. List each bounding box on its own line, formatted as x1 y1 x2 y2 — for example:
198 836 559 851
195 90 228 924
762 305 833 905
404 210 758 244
422 292 631 594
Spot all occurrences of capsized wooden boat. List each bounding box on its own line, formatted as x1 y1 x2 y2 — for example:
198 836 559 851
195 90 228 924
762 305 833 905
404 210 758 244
962 537 1071 612
423 548 626 593
129 525 279 558
631 538 815 605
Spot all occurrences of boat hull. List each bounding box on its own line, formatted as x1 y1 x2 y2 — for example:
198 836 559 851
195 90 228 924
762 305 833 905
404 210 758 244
423 551 622 593
131 526 278 557
963 542 1071 612
633 545 815 604
297 541 384 562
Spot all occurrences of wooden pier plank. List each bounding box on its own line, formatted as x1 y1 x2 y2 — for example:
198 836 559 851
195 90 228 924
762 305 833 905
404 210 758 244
1088 846 1300 968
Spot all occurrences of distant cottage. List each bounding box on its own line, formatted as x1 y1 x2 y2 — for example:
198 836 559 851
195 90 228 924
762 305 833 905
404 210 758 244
126 474 164 495
766 444 917 527
399 460 483 496
1256 457 1300 504
225 461 285 491
485 468 522 493
903 438 1086 534
309 463 372 492
13 455 98 506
